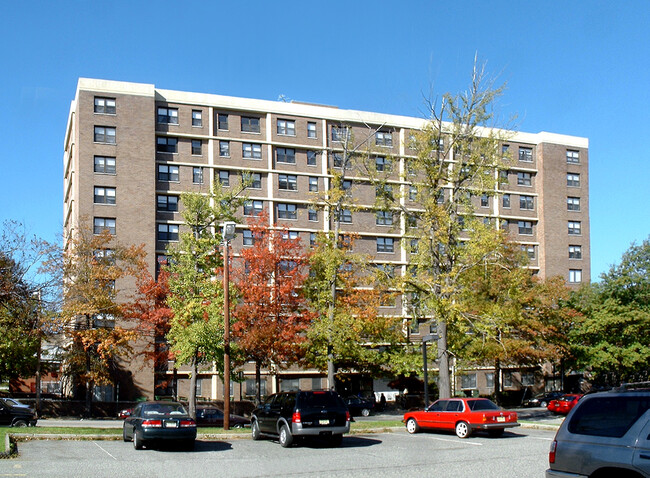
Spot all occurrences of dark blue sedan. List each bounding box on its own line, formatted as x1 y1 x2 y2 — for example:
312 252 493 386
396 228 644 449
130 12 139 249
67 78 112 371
123 401 197 450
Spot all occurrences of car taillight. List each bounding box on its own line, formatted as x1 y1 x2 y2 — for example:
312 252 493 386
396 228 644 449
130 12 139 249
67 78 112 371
141 419 162 428
345 411 351 422
549 440 557 464
180 419 196 428
292 411 301 423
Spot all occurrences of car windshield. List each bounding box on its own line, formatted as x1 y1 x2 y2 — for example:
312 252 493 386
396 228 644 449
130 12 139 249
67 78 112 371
142 403 188 417
467 399 500 411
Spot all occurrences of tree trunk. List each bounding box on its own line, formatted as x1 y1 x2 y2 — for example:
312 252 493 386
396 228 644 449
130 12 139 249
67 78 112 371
188 354 197 420
255 361 262 405
494 358 501 403
437 320 451 398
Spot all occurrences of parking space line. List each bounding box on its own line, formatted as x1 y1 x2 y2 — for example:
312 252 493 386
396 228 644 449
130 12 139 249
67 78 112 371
425 436 483 446
93 441 117 460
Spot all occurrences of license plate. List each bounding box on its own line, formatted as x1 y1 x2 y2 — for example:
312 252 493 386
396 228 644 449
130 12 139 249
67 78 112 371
165 420 178 428
496 417 506 422
319 419 330 425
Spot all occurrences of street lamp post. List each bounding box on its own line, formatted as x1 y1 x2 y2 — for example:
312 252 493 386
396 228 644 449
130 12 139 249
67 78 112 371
222 222 236 430
421 333 439 408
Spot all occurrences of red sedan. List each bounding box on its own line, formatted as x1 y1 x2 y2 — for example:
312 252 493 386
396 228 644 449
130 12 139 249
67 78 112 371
403 397 519 438
547 394 582 414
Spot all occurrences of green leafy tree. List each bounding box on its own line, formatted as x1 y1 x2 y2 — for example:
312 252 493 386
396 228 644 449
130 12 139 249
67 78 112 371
570 238 650 383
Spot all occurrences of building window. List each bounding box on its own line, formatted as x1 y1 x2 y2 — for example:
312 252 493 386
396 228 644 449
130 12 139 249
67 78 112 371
375 156 391 172
461 373 477 390
191 139 202 155
331 125 350 142
567 197 581 211
243 200 264 216
502 194 511 208
241 116 260 133
518 221 533 235
218 114 229 130
308 209 318 221
375 184 394 201
157 224 179 241
486 373 494 389
156 137 177 153
517 172 532 186
94 126 116 144
243 143 262 159
157 107 179 124
569 269 582 283
193 167 204 184
243 172 262 189
518 147 533 162
377 237 395 253
94 217 116 235
499 169 509 185
567 173 580 187
409 186 417 201
520 195 534 210
283 231 299 241
278 174 298 191
406 214 417 228
338 209 352 223
566 150 580 164
521 372 535 387
277 203 297 219
568 221 582 235
307 150 317 166
410 238 419 253
481 194 489 207
94 156 116 174
501 144 510 156
243 230 254 246
94 187 116 205
157 164 179 182
277 119 295 136
94 97 116 114
521 245 535 259
219 170 230 187
376 210 393 226
309 177 318 192
332 152 345 168
310 232 317 246
157 195 178 212
276 147 296 164
307 122 317 138
375 131 393 147
569 245 582 259
219 141 230 157
192 110 202 127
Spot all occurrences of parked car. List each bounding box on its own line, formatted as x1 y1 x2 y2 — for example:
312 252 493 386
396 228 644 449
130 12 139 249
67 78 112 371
547 394 583 414
547 387 650 477
251 390 350 447
118 408 132 419
196 406 250 428
523 391 564 408
0 397 31 409
403 397 519 438
344 396 375 417
122 401 197 450
0 398 38 427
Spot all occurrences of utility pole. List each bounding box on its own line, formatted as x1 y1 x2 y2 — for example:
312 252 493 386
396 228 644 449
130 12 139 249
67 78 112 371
222 222 236 430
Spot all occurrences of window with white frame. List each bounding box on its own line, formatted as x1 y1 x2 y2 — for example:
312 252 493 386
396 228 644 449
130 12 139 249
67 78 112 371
331 125 350 142
376 210 393 226
94 126 116 144
309 177 318 192
519 147 533 162
568 221 582 235
569 269 582 283
94 217 116 234
156 136 177 153
219 170 230 187
567 196 581 211
94 156 116 174
307 122 317 138
517 172 532 186
192 110 202 127
521 244 536 259
157 164 179 182
308 209 318 221
244 200 263 216
157 195 178 211
277 119 295 136
242 230 254 246
338 209 352 223
277 203 297 219
310 232 317 246
569 245 582 259
157 224 179 241
481 194 489 207
566 150 580 164
377 237 395 253
218 114 228 130
502 193 511 208
486 373 494 389
375 156 391 172
567 173 580 187
241 116 260 133
219 141 230 157
521 372 535 387
243 172 262 189
409 185 417 201
518 221 533 235
243 143 262 159
307 150 317 166
94 97 116 114
278 174 298 191
157 107 179 124
461 373 477 389
520 195 534 210
276 147 296 164
191 139 202 155
94 187 116 205
193 167 203 184
375 131 393 147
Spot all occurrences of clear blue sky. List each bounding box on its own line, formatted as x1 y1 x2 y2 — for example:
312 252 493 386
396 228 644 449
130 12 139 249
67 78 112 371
1 0 648 281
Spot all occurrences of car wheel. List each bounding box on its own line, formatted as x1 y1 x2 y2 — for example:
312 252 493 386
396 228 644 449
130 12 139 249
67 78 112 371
406 417 420 434
361 408 370 417
279 424 293 448
251 420 261 440
329 434 343 447
133 430 144 450
540 401 548 408
488 428 504 438
12 420 28 428
123 426 130 442
455 421 471 439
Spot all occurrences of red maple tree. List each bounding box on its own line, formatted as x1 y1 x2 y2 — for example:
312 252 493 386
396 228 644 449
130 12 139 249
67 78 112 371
232 212 315 403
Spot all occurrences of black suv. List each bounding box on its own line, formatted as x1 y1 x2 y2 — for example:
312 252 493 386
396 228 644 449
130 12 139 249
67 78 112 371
0 398 38 427
547 385 650 477
251 390 350 447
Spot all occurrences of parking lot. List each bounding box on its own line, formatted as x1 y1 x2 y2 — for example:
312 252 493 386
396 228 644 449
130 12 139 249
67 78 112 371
2 427 554 477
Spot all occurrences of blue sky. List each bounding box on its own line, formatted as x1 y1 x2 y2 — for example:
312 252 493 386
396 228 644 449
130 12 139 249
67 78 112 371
1 0 648 281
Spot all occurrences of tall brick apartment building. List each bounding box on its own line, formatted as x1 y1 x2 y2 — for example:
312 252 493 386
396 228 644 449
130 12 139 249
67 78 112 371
62 78 590 401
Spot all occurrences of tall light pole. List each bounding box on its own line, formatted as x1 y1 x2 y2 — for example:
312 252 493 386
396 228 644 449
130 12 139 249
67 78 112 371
221 222 236 430
421 333 439 408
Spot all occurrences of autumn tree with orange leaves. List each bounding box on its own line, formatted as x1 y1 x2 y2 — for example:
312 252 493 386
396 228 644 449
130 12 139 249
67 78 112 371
232 213 314 404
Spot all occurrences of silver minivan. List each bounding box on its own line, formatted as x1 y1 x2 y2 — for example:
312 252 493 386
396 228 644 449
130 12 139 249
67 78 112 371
546 388 650 477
